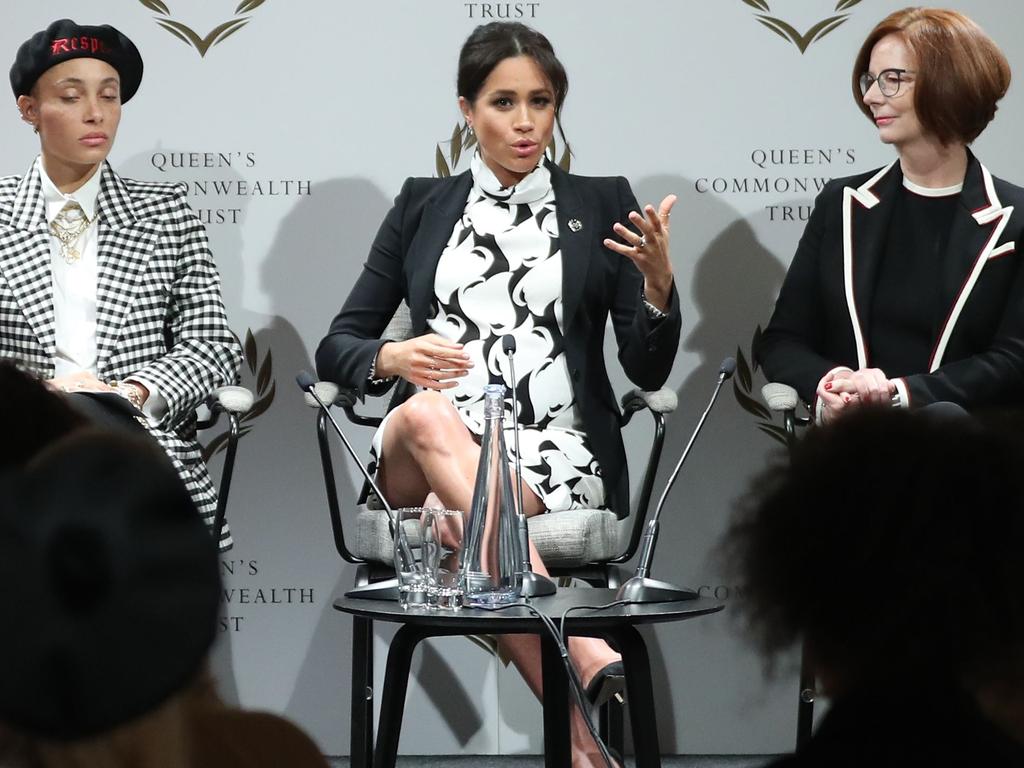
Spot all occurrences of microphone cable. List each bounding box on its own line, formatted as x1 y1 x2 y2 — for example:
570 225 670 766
475 599 621 768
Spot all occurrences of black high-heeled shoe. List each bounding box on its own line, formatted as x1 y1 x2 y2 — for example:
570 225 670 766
585 660 625 710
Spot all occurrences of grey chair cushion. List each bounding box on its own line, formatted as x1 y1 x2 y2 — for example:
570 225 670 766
352 507 621 568
528 509 621 566
382 303 414 342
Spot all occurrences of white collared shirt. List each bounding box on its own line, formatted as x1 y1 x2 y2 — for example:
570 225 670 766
39 157 102 378
39 158 167 423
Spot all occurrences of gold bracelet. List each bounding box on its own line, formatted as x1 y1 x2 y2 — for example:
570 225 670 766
109 380 144 410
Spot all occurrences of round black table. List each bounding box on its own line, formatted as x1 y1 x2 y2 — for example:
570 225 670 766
336 588 723 767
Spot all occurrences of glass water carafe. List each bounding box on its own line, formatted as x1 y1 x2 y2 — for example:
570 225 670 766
461 384 523 605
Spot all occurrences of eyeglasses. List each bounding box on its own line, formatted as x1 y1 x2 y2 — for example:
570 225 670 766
859 68 915 97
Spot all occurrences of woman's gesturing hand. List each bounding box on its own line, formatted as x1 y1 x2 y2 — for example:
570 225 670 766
604 194 678 311
375 333 473 390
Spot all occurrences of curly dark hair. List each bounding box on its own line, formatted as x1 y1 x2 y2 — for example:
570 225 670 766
722 408 1024 691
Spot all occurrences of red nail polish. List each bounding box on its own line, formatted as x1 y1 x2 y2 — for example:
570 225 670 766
824 383 832 391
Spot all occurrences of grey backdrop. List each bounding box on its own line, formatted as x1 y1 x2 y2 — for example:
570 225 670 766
5 0 1023 757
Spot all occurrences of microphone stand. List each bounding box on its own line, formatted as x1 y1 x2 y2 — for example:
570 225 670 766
297 371 402 601
616 358 736 604
502 336 557 597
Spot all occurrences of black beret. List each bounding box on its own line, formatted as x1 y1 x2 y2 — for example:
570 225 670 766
0 431 220 741
10 19 143 103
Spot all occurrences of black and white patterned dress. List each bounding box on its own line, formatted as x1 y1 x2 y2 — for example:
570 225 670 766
373 154 605 512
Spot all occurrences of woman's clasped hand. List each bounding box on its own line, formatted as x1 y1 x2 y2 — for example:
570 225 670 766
816 367 897 423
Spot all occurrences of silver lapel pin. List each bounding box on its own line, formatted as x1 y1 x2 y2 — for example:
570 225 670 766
567 218 582 232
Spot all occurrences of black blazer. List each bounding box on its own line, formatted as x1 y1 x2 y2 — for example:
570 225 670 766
757 151 1024 410
316 160 681 516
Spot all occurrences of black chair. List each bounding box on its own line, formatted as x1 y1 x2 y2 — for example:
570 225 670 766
760 382 815 748
307 306 681 765
197 385 254 543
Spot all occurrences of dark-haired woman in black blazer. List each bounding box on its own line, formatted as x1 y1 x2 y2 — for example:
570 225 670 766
317 21 679 766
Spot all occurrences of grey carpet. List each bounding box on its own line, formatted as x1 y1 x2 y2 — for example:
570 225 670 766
326 756 776 767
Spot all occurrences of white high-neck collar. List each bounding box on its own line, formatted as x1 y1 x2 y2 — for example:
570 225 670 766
470 151 551 205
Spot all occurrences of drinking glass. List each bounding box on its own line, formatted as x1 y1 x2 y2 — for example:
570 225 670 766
393 507 433 608
424 508 466 610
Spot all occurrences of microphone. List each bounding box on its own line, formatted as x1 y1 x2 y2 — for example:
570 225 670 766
297 370 403 601
501 335 556 598
617 357 736 604
501 336 525 524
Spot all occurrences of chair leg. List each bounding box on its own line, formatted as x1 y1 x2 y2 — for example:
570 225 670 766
601 566 626 753
374 625 429 768
350 615 374 768
600 698 625 757
540 631 573 768
615 625 661 768
796 639 815 748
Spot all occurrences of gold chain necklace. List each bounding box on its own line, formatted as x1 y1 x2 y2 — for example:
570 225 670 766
49 201 90 265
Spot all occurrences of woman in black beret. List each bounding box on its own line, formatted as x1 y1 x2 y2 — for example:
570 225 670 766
4 19 241 547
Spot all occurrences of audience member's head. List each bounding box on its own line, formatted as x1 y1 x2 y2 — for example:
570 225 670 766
723 409 1024 704
0 430 220 766
0 363 85 470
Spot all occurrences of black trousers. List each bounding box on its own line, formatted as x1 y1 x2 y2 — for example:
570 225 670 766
65 391 149 435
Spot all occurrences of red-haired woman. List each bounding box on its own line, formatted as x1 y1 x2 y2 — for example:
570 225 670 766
758 8 1024 420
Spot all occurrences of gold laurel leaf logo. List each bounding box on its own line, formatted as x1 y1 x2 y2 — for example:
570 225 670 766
139 0 268 57
201 328 276 461
732 326 791 446
742 0 862 54
434 121 572 178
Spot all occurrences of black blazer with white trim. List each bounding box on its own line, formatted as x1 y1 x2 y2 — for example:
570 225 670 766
757 151 1024 411
0 160 242 540
316 160 682 517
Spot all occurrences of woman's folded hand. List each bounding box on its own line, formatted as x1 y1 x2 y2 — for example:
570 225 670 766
375 333 473 390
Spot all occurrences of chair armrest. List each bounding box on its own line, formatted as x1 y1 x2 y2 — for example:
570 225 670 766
196 386 254 430
304 381 379 427
210 385 255 415
760 382 800 412
303 381 343 408
761 382 812 438
620 387 677 425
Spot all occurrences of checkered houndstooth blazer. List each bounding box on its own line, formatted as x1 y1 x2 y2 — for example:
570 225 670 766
0 160 242 548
